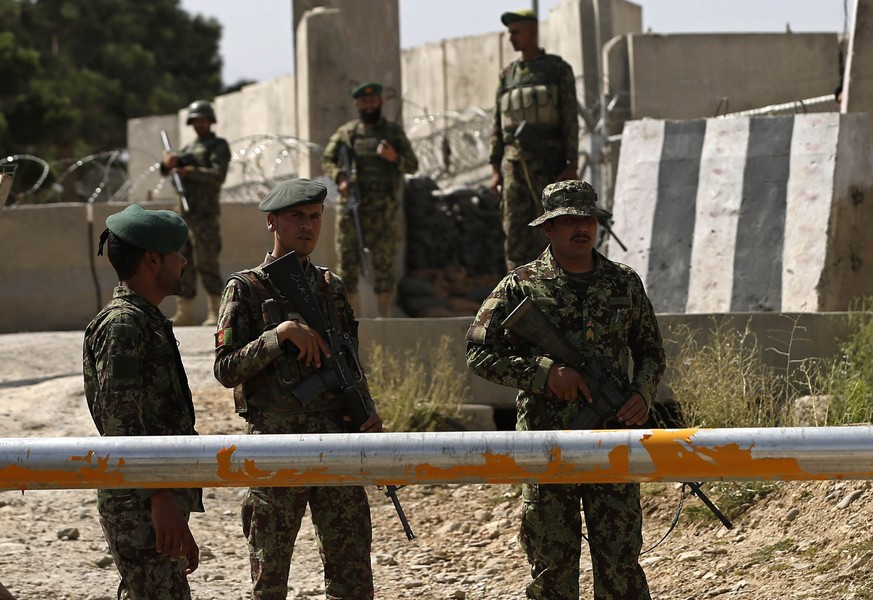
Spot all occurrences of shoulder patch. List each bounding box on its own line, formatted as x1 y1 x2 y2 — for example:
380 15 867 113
109 355 139 385
216 328 233 348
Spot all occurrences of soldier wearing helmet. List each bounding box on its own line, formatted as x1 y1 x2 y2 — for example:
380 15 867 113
489 9 580 272
160 99 231 326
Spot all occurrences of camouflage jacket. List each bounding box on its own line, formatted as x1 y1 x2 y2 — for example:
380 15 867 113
489 49 579 170
214 254 376 417
321 117 418 196
161 132 231 216
83 286 203 513
466 248 665 430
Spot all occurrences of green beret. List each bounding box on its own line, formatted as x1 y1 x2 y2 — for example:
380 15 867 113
104 204 188 253
258 178 327 212
529 180 612 227
351 82 383 99
501 9 537 26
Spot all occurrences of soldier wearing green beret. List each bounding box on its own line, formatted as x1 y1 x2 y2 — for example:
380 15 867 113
466 181 665 600
160 99 231 327
83 204 204 598
214 179 383 599
321 81 419 317
490 9 580 271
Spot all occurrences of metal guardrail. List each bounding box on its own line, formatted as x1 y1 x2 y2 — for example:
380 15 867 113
2 427 872 491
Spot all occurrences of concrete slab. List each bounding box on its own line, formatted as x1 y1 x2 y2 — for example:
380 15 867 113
611 113 873 313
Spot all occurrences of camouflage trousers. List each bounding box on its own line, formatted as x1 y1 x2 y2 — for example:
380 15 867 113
98 505 192 600
179 210 224 298
519 482 650 600
336 191 399 295
242 408 374 600
501 159 553 271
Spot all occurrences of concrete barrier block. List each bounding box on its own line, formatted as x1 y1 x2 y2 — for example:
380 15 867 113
611 113 873 313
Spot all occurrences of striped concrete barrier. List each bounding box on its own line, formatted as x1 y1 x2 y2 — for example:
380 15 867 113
610 113 873 313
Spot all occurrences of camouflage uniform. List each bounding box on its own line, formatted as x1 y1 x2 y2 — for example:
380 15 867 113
83 286 203 600
321 118 418 295
489 50 579 270
466 247 665 600
214 254 376 600
161 132 231 298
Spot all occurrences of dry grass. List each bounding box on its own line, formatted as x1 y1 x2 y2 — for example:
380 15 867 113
365 335 468 432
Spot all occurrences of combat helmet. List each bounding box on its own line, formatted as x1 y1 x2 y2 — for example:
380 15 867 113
186 100 216 124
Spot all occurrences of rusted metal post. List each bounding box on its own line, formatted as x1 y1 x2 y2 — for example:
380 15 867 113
1 427 872 491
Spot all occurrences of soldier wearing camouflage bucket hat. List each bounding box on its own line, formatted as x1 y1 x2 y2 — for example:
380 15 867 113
321 81 419 317
466 180 665 600
160 99 231 327
490 9 580 272
214 179 383 599
83 204 204 599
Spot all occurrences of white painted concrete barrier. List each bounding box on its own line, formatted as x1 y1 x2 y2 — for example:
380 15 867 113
611 113 873 312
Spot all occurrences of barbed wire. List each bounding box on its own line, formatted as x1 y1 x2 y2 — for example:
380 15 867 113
0 92 835 205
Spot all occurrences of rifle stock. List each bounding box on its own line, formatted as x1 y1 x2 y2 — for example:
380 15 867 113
261 251 415 540
500 296 732 529
160 129 190 213
501 297 625 429
337 144 373 280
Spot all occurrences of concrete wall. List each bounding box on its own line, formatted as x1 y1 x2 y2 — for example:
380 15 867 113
295 1 402 176
610 113 873 313
0 200 335 332
843 0 873 115
126 115 178 203
627 33 839 119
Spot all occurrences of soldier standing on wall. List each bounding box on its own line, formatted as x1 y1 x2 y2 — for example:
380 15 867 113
321 82 419 318
489 9 580 271
161 99 231 327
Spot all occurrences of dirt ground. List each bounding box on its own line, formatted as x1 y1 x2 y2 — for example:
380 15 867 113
1 328 872 599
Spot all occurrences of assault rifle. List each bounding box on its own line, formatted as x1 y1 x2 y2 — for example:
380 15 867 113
160 129 190 213
337 143 373 280
513 121 627 252
501 297 733 530
262 250 415 540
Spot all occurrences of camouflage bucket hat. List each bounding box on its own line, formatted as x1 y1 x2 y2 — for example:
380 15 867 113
529 180 612 227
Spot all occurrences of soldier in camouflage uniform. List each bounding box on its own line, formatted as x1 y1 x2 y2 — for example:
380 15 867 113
321 82 419 318
161 99 231 327
466 181 665 600
490 9 580 271
213 178 383 600
83 204 203 599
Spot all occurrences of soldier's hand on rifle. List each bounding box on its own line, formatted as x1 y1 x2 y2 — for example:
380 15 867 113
616 392 649 426
376 139 398 163
277 320 331 368
546 364 592 402
349 410 384 433
337 174 350 198
489 167 503 200
162 152 179 170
